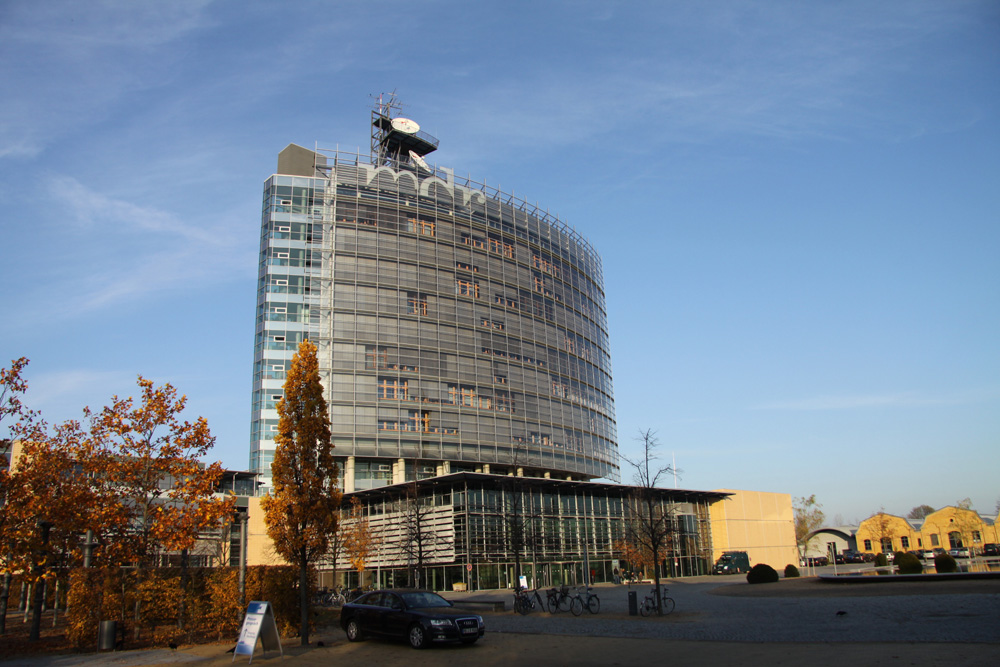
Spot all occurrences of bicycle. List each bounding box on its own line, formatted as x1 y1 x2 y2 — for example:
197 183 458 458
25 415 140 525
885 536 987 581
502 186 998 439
578 586 600 614
639 587 675 616
513 586 545 615
328 587 348 608
545 586 574 613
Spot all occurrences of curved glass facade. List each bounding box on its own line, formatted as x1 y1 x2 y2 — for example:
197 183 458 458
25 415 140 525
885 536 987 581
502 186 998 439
251 147 618 490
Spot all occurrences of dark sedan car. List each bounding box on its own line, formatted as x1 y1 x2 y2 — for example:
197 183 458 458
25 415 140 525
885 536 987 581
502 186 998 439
339 589 485 649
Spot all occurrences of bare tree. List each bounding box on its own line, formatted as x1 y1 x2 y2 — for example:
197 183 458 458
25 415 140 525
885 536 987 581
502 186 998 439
793 495 825 560
399 476 438 589
907 505 935 520
866 508 898 555
621 429 676 615
499 444 535 589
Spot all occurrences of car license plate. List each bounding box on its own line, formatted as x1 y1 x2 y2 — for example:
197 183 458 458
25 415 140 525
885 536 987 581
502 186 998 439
461 627 478 634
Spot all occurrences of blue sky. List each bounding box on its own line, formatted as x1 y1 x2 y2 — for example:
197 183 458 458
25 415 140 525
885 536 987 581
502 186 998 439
2 0 997 524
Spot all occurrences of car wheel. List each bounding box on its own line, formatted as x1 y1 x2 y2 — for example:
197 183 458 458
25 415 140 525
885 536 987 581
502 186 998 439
408 624 427 649
345 619 363 642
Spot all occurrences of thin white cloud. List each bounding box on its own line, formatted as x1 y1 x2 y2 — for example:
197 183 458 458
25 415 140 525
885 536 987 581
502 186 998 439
0 0 216 160
17 176 257 318
24 369 136 417
52 175 218 243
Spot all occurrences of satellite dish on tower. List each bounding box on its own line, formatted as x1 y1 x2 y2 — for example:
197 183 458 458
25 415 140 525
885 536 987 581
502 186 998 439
391 117 420 134
409 149 431 172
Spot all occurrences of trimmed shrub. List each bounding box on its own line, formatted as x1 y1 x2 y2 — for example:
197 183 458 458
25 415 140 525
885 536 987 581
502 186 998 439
784 564 800 578
874 553 888 567
746 563 779 584
895 551 922 575
934 552 958 573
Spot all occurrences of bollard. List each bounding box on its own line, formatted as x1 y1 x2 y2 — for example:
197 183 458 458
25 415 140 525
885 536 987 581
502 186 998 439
98 620 117 651
627 590 637 616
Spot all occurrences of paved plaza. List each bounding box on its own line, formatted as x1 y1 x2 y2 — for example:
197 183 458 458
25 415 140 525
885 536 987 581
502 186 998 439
3 575 998 667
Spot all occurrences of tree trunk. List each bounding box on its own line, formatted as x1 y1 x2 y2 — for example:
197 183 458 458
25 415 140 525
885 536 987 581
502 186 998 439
29 522 52 641
178 549 189 630
299 552 309 645
0 571 11 635
29 580 45 640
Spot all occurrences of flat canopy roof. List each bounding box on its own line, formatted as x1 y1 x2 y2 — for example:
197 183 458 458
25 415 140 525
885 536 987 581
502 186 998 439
345 471 731 504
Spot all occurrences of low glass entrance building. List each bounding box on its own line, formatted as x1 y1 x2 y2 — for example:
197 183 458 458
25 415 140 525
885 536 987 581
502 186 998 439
334 473 728 591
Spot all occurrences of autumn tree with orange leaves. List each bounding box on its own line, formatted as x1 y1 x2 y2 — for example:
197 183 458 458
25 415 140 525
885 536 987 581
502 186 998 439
82 377 235 568
261 340 341 646
3 425 94 639
342 496 377 578
81 377 236 633
1 360 235 637
2 358 93 639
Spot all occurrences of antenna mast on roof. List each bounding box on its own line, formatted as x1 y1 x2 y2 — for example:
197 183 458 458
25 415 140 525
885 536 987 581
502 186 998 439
370 90 404 164
370 91 440 169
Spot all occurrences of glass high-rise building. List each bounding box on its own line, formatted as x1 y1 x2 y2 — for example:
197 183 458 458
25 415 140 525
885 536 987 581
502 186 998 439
251 101 618 491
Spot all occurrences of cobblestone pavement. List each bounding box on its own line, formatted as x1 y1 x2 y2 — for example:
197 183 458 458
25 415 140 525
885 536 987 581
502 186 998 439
451 576 1000 643
3 576 997 667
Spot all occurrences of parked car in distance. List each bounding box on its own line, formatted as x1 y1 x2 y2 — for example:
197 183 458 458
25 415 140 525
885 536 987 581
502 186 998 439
340 589 485 649
948 547 970 558
920 550 936 561
841 550 865 564
806 556 829 566
981 543 999 557
861 552 876 562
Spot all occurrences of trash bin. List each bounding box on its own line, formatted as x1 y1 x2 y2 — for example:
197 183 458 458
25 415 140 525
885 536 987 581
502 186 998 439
627 590 637 616
98 620 117 651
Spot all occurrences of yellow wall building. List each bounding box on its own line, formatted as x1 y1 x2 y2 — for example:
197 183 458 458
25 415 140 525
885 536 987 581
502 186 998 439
856 507 999 556
709 489 799 571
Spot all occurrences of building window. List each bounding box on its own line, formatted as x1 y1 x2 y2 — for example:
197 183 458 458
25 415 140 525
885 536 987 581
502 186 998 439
457 279 480 298
462 233 485 249
863 539 872 551
378 378 409 400
880 538 892 553
900 536 910 549
532 253 560 277
409 410 431 433
461 386 476 407
930 534 939 547
973 531 981 543
406 218 435 236
456 261 478 273
495 392 514 413
366 346 388 370
480 318 504 331
495 295 517 309
488 237 514 258
407 293 427 316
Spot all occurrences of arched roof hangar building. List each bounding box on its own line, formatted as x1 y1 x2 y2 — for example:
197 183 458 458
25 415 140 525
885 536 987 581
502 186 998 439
250 104 619 491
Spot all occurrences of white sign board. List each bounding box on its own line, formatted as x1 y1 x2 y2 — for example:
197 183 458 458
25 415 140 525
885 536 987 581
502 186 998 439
233 601 283 663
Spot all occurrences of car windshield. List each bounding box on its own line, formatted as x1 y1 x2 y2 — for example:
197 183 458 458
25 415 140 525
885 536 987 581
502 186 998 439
401 592 451 609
